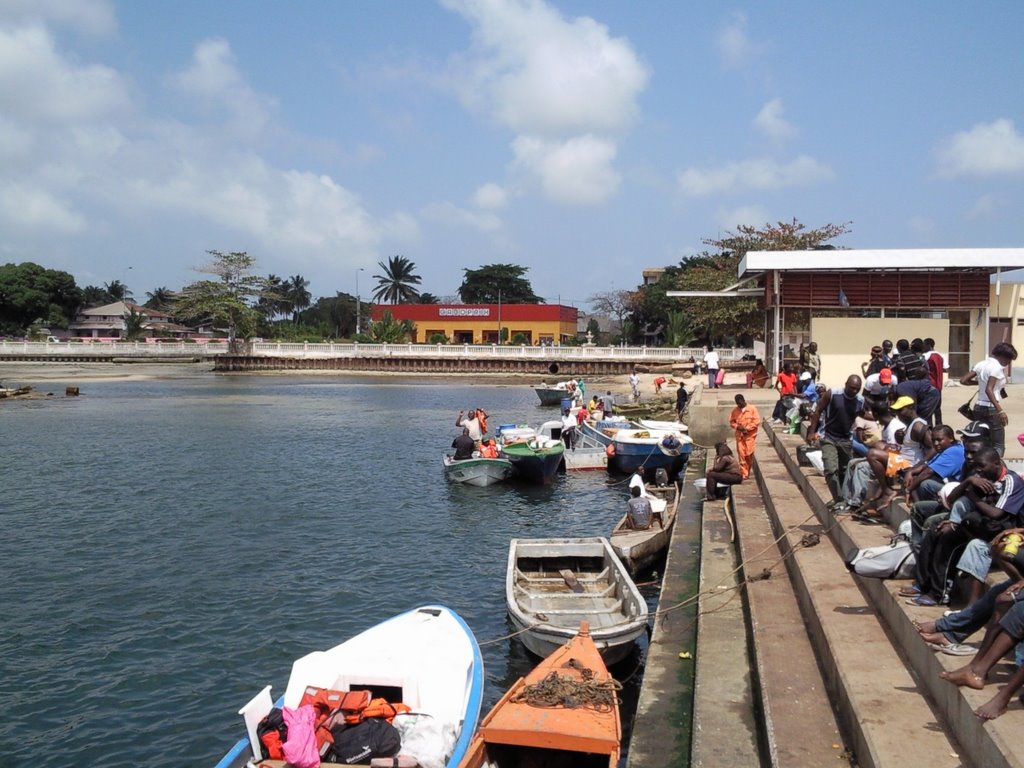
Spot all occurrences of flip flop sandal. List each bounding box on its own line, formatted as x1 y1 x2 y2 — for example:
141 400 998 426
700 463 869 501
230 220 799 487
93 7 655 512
854 513 885 526
941 643 978 657
907 594 940 607
900 585 923 597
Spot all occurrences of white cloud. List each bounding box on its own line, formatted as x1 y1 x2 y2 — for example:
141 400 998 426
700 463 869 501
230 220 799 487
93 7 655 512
443 0 647 205
754 98 796 142
717 204 770 231
0 0 117 37
0 183 86 233
678 155 834 197
935 119 1024 178
473 182 508 210
170 38 277 139
907 215 935 238
422 201 502 232
717 11 749 70
0 24 130 122
967 194 996 219
513 134 619 205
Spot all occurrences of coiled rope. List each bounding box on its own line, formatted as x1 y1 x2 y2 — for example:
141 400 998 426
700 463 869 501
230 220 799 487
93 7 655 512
510 658 622 712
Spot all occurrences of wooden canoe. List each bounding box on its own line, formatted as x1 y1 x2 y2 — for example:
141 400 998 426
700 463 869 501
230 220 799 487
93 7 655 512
457 622 621 768
506 537 648 665
610 483 680 574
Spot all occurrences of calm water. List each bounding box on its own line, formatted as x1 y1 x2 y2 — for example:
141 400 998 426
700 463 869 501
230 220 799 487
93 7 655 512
0 372 684 768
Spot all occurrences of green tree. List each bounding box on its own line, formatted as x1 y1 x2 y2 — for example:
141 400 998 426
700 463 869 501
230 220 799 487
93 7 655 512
175 250 269 352
665 310 690 346
286 274 312 323
458 264 541 304
372 255 422 304
297 292 358 338
123 307 146 341
105 279 132 302
144 287 176 312
418 292 441 304
257 274 288 322
0 262 82 335
586 317 602 344
367 310 414 342
81 285 108 306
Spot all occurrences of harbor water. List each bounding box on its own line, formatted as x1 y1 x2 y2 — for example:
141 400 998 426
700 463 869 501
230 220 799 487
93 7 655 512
0 372 682 767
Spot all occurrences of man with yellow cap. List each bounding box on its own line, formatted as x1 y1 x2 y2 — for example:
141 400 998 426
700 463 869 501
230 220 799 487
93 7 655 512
862 395 932 513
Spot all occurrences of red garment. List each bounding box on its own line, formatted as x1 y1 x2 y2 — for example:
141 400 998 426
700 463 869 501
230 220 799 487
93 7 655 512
926 352 944 389
777 371 797 396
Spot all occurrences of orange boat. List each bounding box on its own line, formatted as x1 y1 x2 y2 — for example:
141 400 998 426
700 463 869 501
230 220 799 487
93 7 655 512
458 622 621 768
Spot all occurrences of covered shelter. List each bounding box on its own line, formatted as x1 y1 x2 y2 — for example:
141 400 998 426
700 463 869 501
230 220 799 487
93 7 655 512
739 248 1024 382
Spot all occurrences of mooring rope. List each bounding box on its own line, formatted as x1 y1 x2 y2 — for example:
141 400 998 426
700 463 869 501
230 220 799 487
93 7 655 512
510 659 622 712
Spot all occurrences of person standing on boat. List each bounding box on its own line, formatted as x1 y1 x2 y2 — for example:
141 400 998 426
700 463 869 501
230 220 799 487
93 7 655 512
560 407 578 450
456 408 483 442
452 428 475 460
626 485 653 530
730 394 761 480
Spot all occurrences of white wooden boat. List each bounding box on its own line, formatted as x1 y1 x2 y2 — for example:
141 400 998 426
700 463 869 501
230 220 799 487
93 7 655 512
215 605 484 768
506 537 648 665
610 483 680 574
538 420 608 471
442 454 514 486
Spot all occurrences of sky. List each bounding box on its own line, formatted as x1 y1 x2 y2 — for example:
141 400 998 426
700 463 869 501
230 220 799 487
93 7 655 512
2 0 1023 309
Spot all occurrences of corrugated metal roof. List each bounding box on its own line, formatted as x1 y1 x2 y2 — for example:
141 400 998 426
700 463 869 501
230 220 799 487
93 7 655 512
739 248 1024 275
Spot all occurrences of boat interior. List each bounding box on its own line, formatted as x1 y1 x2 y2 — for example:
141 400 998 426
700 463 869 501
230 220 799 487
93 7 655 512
476 743 611 767
514 556 627 626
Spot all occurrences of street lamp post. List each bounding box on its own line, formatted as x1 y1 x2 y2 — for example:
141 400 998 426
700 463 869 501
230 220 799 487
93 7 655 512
355 268 365 336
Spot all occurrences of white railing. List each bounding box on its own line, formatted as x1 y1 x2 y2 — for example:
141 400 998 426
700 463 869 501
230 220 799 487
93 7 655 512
0 341 230 356
247 342 754 362
0 340 755 363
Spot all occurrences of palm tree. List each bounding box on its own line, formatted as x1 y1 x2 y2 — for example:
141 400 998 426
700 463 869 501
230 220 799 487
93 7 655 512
144 287 176 312
105 280 132 303
372 255 422 304
286 274 312 323
258 274 288 322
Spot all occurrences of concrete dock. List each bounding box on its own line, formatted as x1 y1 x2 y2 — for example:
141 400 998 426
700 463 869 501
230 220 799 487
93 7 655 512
628 382 1024 768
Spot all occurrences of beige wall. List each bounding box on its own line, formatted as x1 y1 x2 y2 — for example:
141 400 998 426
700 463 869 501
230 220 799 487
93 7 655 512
810 317 949 387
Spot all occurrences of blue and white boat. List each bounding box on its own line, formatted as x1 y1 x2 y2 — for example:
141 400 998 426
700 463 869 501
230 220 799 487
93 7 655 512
582 418 691 479
215 605 484 768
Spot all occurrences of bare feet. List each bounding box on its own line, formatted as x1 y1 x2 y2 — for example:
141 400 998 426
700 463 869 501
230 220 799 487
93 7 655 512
915 620 938 635
940 665 986 690
873 490 897 508
975 688 1012 720
919 630 951 646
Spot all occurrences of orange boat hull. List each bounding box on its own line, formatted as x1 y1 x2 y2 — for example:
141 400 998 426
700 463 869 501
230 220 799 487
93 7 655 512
459 623 621 767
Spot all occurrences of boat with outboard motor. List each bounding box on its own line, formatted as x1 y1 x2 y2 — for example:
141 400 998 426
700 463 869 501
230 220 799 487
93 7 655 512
496 425 565 484
610 482 681 574
215 605 483 768
442 454 515 486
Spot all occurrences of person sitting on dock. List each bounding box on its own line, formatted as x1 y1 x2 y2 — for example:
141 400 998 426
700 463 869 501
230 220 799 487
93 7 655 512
705 442 743 501
456 408 484 442
626 485 654 530
747 359 771 388
452 428 475 461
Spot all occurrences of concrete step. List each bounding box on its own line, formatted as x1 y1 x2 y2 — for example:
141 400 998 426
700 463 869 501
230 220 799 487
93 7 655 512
728 459 847 767
765 424 1024 768
691 494 760 766
755 429 963 768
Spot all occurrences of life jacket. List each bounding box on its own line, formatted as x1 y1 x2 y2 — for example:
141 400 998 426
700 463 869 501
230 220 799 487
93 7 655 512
361 697 412 723
299 686 372 747
477 411 488 434
480 443 498 458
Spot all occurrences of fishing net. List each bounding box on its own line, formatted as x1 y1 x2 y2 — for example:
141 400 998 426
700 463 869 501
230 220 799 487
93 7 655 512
510 658 622 712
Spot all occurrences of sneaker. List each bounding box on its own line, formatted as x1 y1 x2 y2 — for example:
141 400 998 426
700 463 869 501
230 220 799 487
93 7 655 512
943 609 961 618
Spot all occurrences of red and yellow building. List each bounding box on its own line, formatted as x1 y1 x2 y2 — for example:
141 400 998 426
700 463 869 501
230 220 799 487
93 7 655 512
370 304 578 345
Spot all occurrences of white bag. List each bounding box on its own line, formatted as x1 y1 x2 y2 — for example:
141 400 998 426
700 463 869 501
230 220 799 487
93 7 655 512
844 534 916 579
806 449 824 475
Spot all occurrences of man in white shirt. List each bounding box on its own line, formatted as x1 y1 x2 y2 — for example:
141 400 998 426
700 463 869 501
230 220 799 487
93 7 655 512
456 408 483 442
704 347 720 389
961 342 1017 456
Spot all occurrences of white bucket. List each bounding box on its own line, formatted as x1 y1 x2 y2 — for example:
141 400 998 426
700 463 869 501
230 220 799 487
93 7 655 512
693 478 707 491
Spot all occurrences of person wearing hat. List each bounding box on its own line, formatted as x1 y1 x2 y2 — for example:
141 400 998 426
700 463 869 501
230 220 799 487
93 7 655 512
863 367 897 413
961 342 1019 456
894 373 940 425
806 375 865 509
797 370 819 402
861 396 932 512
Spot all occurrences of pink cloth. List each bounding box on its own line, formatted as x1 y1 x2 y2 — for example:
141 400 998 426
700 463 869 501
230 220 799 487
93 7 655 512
282 704 320 768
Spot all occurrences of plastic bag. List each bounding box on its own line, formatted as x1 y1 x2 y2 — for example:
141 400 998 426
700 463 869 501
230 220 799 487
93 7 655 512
391 713 457 768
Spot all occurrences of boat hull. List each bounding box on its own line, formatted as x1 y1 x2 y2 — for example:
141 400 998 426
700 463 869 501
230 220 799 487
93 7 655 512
499 439 565 484
534 386 567 406
443 455 514 486
215 605 484 768
610 484 680 574
506 537 648 665
458 624 620 768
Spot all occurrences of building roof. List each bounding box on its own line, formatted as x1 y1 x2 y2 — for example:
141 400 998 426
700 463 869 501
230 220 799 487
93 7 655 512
739 248 1024 276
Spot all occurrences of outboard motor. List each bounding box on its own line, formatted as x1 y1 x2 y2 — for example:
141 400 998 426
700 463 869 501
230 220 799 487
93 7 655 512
654 468 669 487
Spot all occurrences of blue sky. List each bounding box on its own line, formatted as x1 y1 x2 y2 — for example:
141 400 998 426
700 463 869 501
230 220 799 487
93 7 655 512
2 0 1022 308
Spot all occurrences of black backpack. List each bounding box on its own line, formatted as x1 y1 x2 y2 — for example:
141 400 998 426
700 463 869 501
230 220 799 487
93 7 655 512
325 718 402 764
